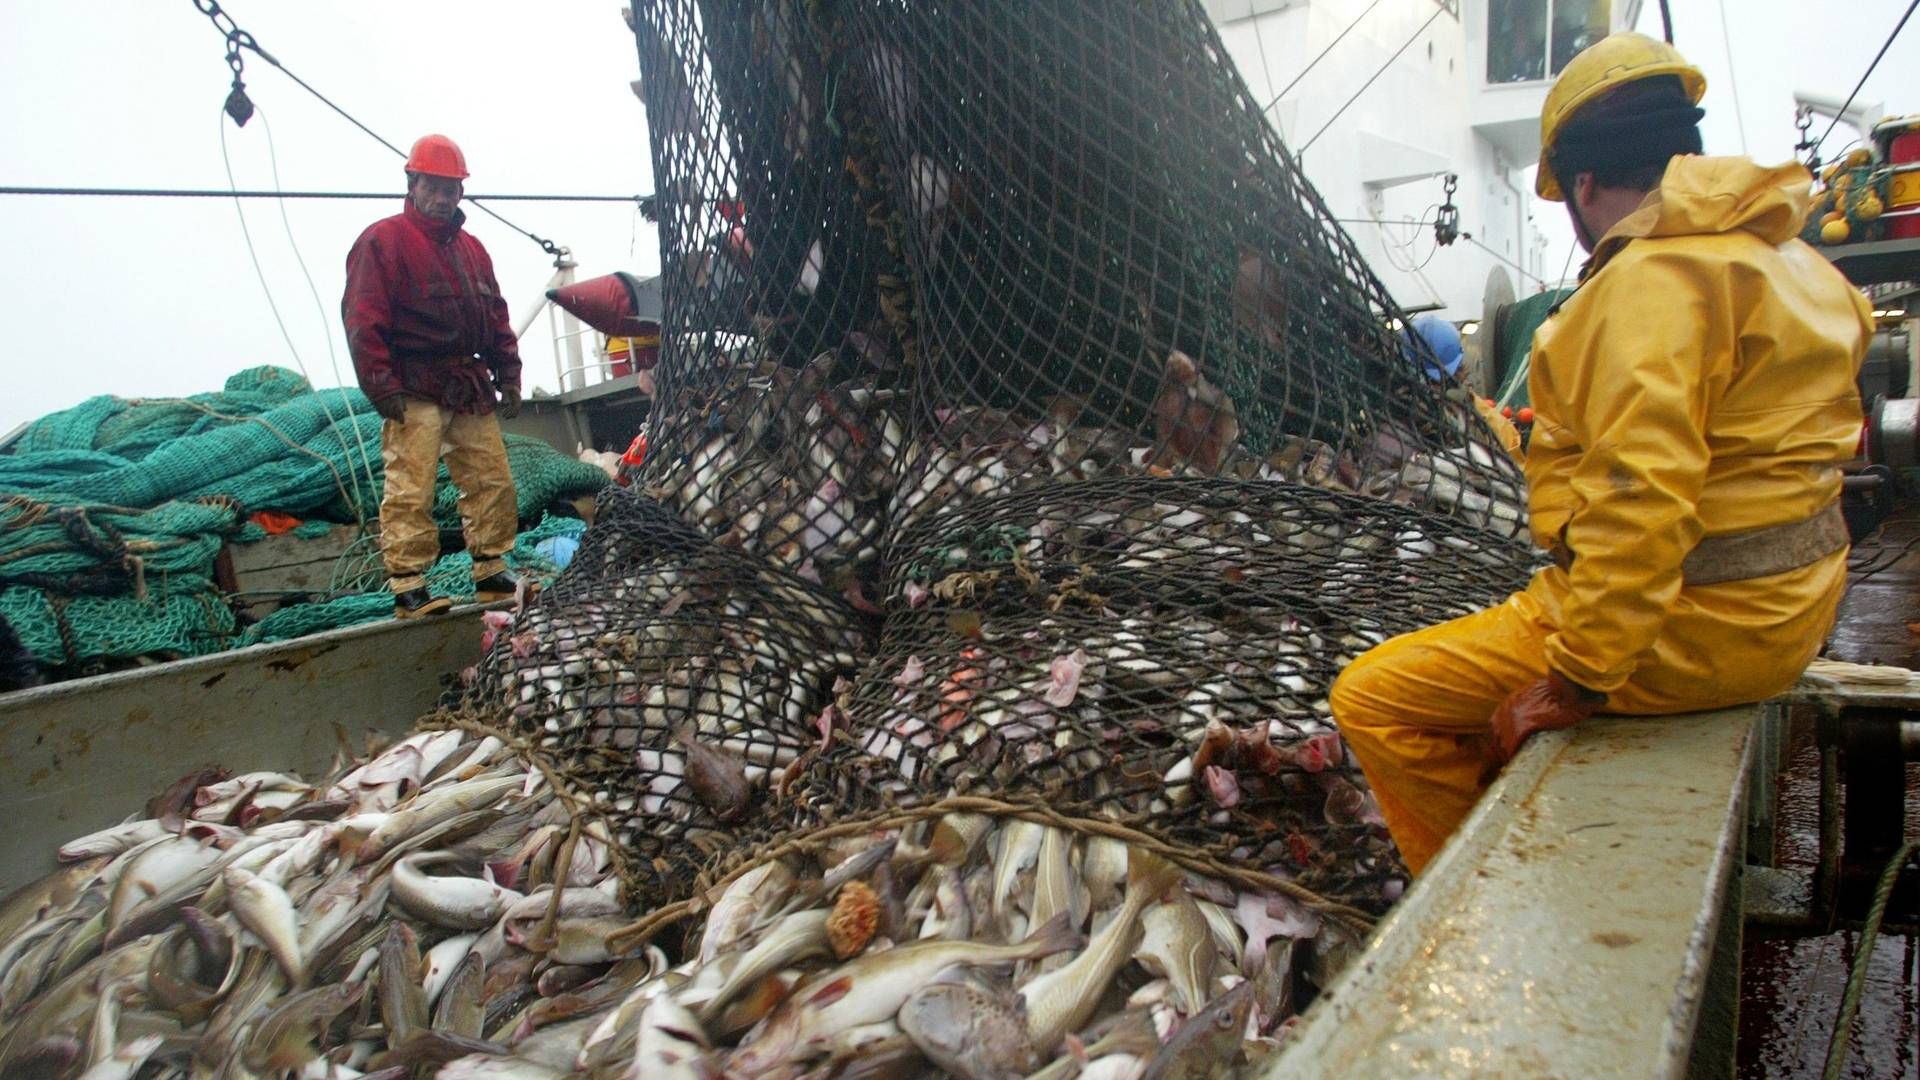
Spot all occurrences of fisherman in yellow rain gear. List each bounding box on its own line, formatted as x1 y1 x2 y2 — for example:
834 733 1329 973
1332 33 1872 875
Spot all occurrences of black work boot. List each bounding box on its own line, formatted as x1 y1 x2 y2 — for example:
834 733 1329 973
393 587 452 620
472 570 521 604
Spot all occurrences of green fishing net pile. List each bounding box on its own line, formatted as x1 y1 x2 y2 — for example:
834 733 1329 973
0 367 606 671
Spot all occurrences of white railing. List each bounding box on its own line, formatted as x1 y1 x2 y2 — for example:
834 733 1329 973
508 258 647 398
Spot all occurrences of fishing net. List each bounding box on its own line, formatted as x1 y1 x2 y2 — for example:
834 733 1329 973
0 367 610 670
456 0 1537 916
455 486 869 906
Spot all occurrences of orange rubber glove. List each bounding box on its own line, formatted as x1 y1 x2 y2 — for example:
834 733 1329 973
1489 670 1605 763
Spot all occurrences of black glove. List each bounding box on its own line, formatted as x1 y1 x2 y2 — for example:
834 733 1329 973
371 395 407 423
498 384 522 420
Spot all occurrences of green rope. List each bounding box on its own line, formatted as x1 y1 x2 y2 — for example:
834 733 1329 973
1822 839 1917 1080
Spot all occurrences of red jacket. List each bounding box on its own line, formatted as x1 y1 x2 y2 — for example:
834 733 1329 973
342 200 522 413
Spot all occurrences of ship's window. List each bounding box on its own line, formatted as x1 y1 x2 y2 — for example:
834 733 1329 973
1487 0 1610 84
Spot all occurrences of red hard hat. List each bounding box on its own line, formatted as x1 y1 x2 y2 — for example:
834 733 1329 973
405 134 469 180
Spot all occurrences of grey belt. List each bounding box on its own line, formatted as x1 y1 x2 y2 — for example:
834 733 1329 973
1550 500 1849 586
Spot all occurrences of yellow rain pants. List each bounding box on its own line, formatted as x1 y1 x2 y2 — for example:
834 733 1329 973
379 397 519 592
1335 157 1869 875
1332 558 1846 873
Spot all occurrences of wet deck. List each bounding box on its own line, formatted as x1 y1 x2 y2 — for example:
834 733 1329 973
1740 511 1920 1079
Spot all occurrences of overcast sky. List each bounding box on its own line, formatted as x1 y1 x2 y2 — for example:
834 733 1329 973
1522 0 1920 281
0 2 657 433
0 2 1915 434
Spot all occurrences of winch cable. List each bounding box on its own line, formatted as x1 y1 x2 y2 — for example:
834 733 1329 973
1258 0 1388 115
218 106 378 521
0 186 651 203
247 108 382 513
1297 1 1452 156
1822 840 1917 1080
1810 0 1918 159
1713 0 1749 154
1332 217 1552 289
190 0 575 260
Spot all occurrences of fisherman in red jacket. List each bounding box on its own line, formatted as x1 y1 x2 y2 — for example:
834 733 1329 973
342 134 524 618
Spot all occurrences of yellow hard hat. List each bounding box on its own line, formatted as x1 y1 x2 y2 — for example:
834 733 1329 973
1536 32 1706 201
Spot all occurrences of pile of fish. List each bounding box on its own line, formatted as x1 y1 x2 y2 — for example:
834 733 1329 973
636 344 1523 622
465 505 868 873
0 728 625 1079
644 357 905 615
449 811 1361 1078
822 591 1405 905
0 721 1364 1079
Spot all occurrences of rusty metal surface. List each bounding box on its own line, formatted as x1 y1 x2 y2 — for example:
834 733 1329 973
0 604 491 893
1271 707 1758 1079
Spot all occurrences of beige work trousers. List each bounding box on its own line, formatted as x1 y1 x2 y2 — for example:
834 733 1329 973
379 397 519 592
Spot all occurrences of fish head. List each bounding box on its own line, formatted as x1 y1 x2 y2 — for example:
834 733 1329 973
896 984 976 1054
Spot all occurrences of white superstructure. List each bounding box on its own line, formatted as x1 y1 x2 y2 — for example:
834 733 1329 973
1206 0 1644 325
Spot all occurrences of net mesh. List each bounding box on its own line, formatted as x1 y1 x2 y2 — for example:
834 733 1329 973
456 0 1538 915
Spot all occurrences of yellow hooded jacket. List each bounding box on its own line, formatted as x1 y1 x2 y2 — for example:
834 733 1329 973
1524 157 1870 694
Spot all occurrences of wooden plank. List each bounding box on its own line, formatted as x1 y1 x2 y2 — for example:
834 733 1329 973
225 526 364 616
226 525 360 577
1269 707 1757 1079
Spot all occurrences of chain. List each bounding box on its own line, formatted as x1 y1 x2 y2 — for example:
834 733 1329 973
194 0 274 127
1795 105 1820 173
1433 172 1460 247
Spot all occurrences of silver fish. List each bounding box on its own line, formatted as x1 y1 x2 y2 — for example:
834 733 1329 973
378 923 427 1046
1029 827 1089 943
729 912 1081 1076
391 854 523 930
424 932 482 1008
241 981 364 1072
1136 891 1215 1014
1022 850 1180 1054
74 1034 163 1080
56 820 167 864
0 857 109 951
633 996 718 1079
1139 980 1253 1080
700 861 795 963
107 837 220 930
1080 837 1129 912
433 948 487 1038
355 775 523 866
222 866 303 985
436 1054 566 1079
1022 1012 1161 1080
684 909 830 1024
991 821 1046 925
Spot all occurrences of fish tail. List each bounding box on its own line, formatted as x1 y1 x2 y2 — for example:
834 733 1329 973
1125 846 1179 906
1019 910 1085 958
